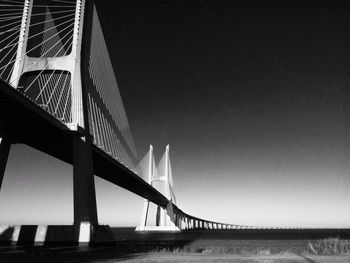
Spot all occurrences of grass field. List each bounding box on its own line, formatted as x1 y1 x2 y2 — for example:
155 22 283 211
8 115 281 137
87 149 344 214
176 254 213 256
112 238 350 255
112 253 350 263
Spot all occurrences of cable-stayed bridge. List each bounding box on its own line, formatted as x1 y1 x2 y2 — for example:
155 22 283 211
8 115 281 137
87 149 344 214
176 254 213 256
0 0 310 243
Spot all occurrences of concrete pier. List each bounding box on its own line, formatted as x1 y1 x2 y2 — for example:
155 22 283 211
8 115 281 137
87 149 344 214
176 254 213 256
0 137 10 191
73 136 98 242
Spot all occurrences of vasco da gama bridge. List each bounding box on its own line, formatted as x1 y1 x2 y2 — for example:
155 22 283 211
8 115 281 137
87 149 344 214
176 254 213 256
0 0 264 243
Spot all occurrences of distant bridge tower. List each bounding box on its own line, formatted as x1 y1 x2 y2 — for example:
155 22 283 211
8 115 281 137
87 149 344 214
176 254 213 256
136 145 180 231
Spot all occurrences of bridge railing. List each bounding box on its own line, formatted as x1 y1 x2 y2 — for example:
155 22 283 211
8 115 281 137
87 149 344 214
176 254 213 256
172 205 268 230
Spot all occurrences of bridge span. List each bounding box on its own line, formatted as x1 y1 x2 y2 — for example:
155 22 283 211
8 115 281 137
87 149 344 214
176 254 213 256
0 78 256 238
0 0 298 243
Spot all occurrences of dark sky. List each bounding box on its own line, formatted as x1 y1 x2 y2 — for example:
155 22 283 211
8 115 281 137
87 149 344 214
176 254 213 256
0 0 349 227
94 0 350 226
96 0 347 158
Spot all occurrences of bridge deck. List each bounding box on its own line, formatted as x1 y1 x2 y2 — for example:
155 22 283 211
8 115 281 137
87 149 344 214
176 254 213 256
0 80 169 209
0 80 266 230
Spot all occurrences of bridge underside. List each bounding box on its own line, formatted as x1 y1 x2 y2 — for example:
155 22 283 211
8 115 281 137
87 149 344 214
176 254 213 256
0 80 251 237
0 80 168 208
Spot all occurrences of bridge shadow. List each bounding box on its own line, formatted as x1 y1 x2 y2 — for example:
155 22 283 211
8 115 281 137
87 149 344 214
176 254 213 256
0 227 14 244
0 226 38 245
0 225 73 245
0 245 146 263
0 226 194 262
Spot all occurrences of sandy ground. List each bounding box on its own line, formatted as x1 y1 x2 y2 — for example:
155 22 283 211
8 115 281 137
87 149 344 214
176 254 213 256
112 253 350 263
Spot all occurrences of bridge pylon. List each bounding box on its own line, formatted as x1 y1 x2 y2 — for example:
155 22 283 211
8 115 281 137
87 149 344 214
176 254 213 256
136 145 180 232
0 0 102 243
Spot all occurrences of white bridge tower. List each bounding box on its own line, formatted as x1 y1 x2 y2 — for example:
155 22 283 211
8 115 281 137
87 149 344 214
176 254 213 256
136 145 180 231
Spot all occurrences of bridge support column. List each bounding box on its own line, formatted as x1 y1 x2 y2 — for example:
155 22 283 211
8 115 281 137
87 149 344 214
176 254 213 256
0 137 11 191
137 198 150 231
156 206 161 226
175 214 179 228
158 206 167 227
73 136 98 242
166 202 178 230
